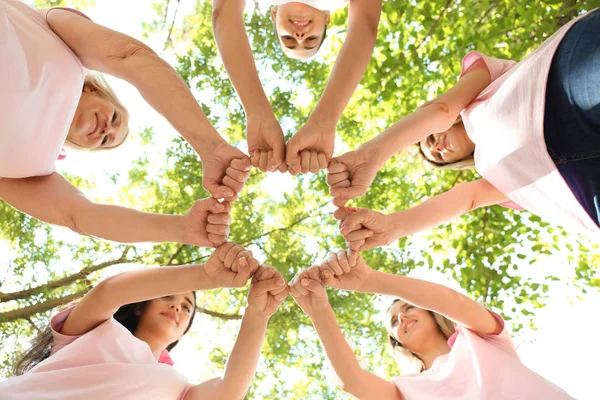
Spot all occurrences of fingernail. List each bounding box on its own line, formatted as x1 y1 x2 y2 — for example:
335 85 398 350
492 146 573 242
216 203 224 210
323 271 329 279
366 230 374 237
226 191 234 197
301 279 309 286
277 278 284 286
239 257 248 266
331 191 339 198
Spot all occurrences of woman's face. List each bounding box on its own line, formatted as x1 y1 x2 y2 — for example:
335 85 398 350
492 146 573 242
67 85 129 149
137 293 196 345
386 301 442 353
419 122 475 164
271 4 330 59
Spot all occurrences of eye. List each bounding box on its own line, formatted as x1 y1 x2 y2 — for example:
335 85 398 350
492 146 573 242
306 36 317 41
111 111 118 124
163 295 172 300
281 35 294 40
183 305 191 313
101 135 109 146
391 317 398 327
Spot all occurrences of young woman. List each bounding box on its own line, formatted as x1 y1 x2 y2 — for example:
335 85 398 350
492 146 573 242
0 242 289 399
289 250 574 399
0 0 250 246
327 9 600 246
211 0 382 174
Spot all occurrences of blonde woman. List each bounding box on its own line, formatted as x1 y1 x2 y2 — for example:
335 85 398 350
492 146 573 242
211 0 382 174
327 10 600 245
0 1 249 247
289 251 573 399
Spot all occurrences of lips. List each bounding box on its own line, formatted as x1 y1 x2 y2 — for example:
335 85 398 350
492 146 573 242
88 113 99 136
161 312 178 324
404 320 416 333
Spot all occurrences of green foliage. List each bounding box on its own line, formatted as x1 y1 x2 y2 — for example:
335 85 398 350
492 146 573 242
1 0 597 398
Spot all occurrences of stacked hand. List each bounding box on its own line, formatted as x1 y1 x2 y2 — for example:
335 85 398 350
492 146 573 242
183 198 232 247
247 265 289 317
318 250 372 293
205 242 260 288
285 120 335 175
327 147 382 207
247 115 287 173
334 206 399 251
289 266 331 316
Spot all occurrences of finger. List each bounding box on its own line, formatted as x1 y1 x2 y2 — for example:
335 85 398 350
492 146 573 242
277 162 288 173
255 264 276 281
300 150 311 174
348 239 366 252
321 270 337 287
327 170 350 187
317 152 328 170
233 257 253 286
309 150 319 173
327 160 348 174
197 197 226 214
330 186 363 203
233 255 249 273
274 288 289 302
248 257 260 275
230 157 252 171
331 180 351 190
300 278 324 293
207 213 231 225
289 285 301 298
307 266 321 281
326 253 343 275
216 242 236 261
345 229 374 242
252 277 287 295
226 166 251 183
347 250 359 267
250 152 260 168
206 224 230 236
294 278 309 295
222 175 245 195
208 233 227 247
270 142 285 172
333 206 358 221
340 210 369 235
285 141 301 174
205 180 235 201
258 150 268 172
337 250 351 273
266 150 275 172
224 244 245 269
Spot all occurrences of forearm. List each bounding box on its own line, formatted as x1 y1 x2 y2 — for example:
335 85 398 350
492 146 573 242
71 202 186 244
387 179 507 238
212 3 273 118
219 309 269 399
308 306 366 396
310 5 380 126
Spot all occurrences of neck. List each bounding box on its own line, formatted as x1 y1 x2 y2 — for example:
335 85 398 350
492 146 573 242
134 330 170 360
414 336 451 370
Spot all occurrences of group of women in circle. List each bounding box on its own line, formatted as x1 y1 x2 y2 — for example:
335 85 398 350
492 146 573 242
1 0 597 398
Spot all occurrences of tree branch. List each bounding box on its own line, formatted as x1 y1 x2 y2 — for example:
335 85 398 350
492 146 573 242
0 290 87 323
197 306 242 320
414 0 454 52
163 0 181 52
0 249 133 303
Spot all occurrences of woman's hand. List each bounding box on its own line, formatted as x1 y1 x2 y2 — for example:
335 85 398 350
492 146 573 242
205 242 259 288
334 207 399 251
246 116 287 173
289 266 331 316
327 146 383 207
318 250 372 293
247 265 289 318
202 142 252 203
182 198 231 247
285 120 334 175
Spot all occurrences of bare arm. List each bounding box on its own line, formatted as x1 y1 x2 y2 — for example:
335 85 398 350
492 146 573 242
46 9 225 158
309 0 382 126
212 0 273 118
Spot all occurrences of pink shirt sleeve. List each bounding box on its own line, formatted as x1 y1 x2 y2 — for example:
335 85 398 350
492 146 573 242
459 51 517 82
458 310 520 359
49 307 83 355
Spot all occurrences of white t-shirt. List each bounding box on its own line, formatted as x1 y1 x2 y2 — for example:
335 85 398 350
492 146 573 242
0 308 191 400
270 0 349 11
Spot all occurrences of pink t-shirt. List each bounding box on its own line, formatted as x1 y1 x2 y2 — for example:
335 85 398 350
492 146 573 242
270 0 349 11
0 0 87 179
391 312 573 399
459 10 600 239
0 308 192 400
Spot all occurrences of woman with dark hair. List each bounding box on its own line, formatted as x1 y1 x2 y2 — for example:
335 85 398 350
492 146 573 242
288 250 573 399
327 9 600 245
211 0 382 174
1 242 289 399
0 0 248 247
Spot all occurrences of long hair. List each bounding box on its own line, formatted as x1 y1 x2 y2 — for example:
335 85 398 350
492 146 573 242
64 72 131 151
386 299 455 374
417 117 476 171
13 292 197 376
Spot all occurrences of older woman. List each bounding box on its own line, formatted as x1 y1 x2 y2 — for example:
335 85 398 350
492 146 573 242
0 0 250 246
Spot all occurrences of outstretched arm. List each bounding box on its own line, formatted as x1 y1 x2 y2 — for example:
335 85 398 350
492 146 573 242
0 173 231 246
289 268 402 400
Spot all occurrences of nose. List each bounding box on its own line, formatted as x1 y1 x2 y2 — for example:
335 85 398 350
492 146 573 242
432 136 444 153
170 302 180 313
294 31 306 40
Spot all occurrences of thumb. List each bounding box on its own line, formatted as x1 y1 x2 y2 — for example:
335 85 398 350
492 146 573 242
340 210 368 235
300 278 324 293
204 177 235 200
327 159 347 174
330 186 364 202
269 141 285 172
253 277 286 295
285 140 301 174
333 206 358 221
321 270 337 288
197 197 225 213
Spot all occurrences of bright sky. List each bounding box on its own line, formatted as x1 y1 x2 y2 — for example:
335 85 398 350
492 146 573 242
2 0 600 398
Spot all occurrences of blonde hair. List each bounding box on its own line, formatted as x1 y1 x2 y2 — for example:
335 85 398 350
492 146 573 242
65 72 130 151
387 300 456 374
417 116 476 171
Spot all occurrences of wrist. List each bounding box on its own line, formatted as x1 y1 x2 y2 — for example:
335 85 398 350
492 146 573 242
192 129 227 160
356 141 386 168
360 270 385 294
196 264 218 290
307 111 338 131
244 307 271 323
307 303 334 320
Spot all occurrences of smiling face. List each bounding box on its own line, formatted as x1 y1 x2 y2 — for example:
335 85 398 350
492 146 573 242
135 293 196 346
419 121 475 165
270 4 330 59
386 300 445 354
67 85 129 150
